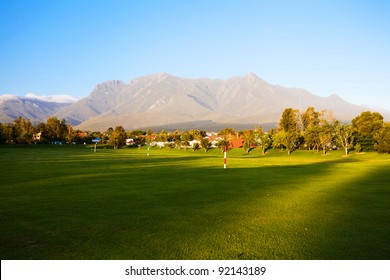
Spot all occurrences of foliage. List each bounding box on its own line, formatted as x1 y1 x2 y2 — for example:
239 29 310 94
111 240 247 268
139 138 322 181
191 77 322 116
192 142 200 151
200 138 211 152
254 127 272 155
374 126 390 153
335 122 354 156
272 131 286 151
217 139 230 152
303 126 321 151
354 143 362 153
318 122 334 155
241 129 255 154
352 111 384 151
278 108 301 155
301 106 320 131
109 126 127 149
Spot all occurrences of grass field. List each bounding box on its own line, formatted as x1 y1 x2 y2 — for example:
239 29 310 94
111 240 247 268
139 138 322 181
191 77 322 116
0 145 389 260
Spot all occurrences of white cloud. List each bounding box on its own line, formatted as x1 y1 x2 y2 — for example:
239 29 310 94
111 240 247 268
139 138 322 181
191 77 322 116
0 94 18 101
25 93 79 103
0 94 19 104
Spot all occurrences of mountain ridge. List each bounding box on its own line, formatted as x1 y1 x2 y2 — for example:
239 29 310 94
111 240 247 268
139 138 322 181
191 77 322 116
1 73 387 131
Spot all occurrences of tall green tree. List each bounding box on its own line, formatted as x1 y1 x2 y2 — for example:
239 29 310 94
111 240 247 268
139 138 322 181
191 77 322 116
303 125 320 151
0 123 11 144
301 107 320 131
241 129 254 154
200 138 211 152
12 117 35 144
254 127 272 155
45 116 67 142
352 111 384 151
374 125 390 153
109 126 127 149
278 108 301 155
272 131 286 151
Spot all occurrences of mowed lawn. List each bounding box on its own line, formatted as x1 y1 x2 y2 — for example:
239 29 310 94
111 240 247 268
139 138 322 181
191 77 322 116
0 145 389 260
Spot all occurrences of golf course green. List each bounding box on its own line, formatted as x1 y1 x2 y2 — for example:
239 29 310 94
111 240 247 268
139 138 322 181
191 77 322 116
1 145 389 259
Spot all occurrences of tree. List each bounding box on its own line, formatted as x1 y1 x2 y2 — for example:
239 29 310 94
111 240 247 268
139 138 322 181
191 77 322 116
189 129 203 140
109 126 127 149
241 129 254 154
45 116 65 142
272 131 287 152
254 127 272 155
65 125 77 143
181 131 192 150
217 139 230 152
352 111 384 151
335 122 354 156
303 125 320 151
12 117 35 144
301 107 320 131
278 108 301 155
0 123 11 144
158 130 168 142
200 138 211 152
374 125 390 153
259 133 272 155
219 128 236 140
192 142 200 151
318 123 334 155
36 122 48 143
279 108 300 133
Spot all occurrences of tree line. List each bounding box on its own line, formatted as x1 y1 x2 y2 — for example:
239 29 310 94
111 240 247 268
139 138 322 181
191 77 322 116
264 107 389 155
1 107 390 154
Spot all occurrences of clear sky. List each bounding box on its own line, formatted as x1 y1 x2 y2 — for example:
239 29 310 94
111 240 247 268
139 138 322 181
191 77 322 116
1 0 390 110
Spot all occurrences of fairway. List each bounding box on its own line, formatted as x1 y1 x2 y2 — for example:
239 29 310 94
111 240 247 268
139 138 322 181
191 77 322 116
0 145 389 259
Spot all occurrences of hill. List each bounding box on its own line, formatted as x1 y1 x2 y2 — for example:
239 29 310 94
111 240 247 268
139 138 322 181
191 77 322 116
1 73 382 131
70 73 372 131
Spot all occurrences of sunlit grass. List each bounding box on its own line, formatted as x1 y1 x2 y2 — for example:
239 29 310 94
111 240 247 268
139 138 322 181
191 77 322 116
0 145 389 259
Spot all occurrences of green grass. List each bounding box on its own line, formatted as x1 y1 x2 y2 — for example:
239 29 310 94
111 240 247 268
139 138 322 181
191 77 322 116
0 145 389 259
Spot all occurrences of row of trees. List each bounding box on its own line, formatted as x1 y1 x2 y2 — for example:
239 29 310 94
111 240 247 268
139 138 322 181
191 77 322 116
263 107 389 155
1 108 390 154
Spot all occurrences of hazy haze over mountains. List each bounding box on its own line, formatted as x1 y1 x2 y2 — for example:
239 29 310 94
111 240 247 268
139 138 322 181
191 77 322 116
1 73 386 131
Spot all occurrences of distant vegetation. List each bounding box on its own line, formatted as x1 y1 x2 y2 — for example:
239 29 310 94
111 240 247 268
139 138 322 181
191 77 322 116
1 107 389 154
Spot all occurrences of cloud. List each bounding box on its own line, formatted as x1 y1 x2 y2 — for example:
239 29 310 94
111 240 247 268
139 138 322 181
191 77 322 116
0 94 18 101
25 93 79 103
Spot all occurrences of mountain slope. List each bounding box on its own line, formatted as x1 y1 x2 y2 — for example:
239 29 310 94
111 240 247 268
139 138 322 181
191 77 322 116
74 73 370 130
56 80 126 125
0 95 72 124
1 73 381 130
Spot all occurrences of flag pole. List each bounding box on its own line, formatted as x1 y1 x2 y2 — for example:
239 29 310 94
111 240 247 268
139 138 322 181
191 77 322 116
224 146 227 169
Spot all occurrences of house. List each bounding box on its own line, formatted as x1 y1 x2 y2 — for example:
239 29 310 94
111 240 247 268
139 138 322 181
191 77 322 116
188 140 201 148
150 141 167 148
229 136 244 148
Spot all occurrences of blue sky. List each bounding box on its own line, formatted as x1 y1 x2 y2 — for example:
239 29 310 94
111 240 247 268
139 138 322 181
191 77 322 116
1 0 390 110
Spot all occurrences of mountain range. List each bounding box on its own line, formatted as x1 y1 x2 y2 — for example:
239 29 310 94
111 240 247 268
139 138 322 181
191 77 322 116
1 73 387 131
